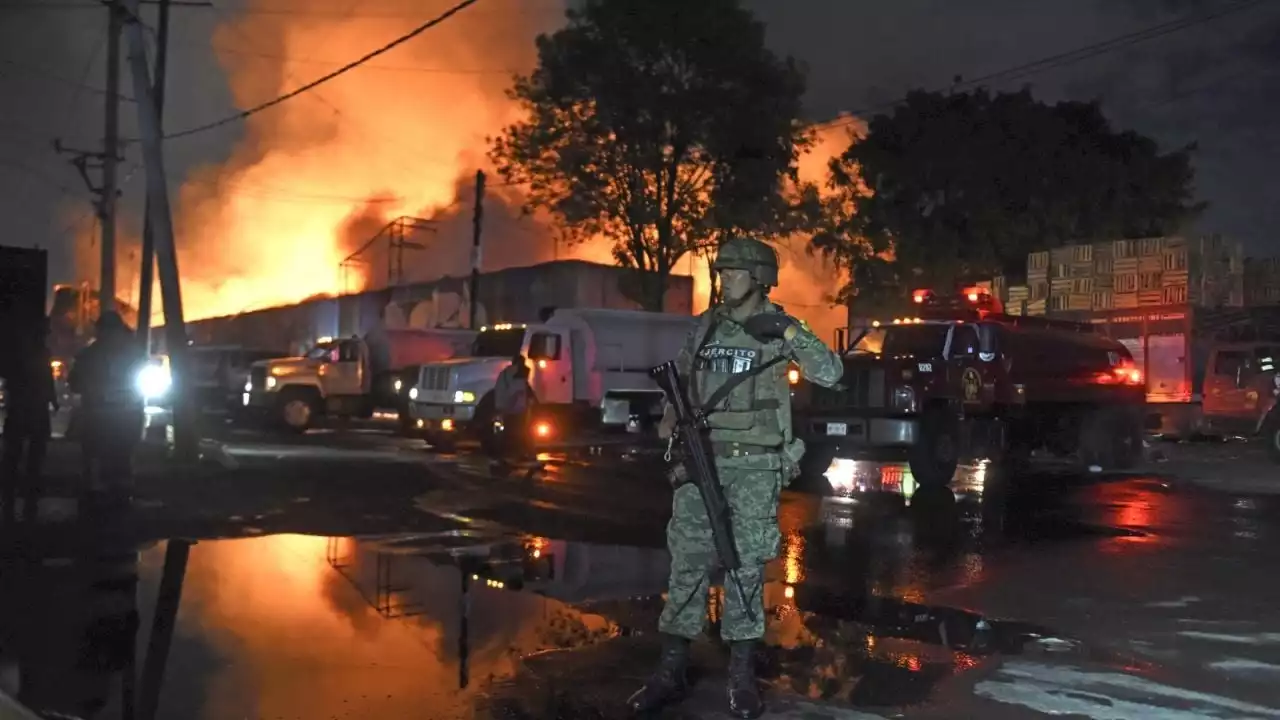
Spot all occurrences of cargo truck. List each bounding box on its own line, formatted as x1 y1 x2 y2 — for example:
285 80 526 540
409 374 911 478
406 308 695 449
243 326 476 432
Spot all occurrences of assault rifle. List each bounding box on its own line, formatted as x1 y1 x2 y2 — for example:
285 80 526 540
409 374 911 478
649 360 754 621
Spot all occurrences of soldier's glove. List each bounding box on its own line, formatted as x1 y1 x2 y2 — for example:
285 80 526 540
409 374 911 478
742 313 795 342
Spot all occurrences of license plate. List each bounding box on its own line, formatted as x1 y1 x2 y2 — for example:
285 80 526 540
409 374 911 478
826 422 847 436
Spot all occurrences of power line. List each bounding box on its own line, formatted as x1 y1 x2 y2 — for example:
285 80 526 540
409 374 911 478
210 43 518 75
810 0 1271 131
203 0 463 180
0 56 136 101
157 0 483 140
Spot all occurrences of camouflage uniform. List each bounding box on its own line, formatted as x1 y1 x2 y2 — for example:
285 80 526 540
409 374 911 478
629 238 843 719
661 301 842 637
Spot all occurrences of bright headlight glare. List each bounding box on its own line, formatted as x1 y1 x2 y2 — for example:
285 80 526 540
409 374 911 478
408 387 419 400
136 365 171 398
454 390 476 403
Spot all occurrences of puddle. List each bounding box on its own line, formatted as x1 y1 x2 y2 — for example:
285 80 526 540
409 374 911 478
0 519 1075 720
0 463 1203 720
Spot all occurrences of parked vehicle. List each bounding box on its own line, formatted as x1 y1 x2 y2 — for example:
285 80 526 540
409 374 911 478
243 327 475 432
407 308 694 449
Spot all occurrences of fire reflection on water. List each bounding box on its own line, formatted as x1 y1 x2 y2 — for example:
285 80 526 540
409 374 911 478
165 534 620 719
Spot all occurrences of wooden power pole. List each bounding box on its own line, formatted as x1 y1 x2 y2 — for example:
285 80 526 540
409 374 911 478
101 3 122 315
120 0 198 460
136 0 172 352
468 170 484 329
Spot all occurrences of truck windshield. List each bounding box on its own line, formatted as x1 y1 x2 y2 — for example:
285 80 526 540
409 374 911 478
852 325 950 357
472 328 527 357
305 342 338 361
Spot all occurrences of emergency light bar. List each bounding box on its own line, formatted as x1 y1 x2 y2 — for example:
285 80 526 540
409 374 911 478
911 286 1005 317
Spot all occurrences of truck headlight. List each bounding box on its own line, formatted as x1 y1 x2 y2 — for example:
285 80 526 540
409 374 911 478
394 379 403 393
136 365 171 399
266 376 278 390
891 386 917 413
454 390 475 403
409 387 419 400
244 380 252 392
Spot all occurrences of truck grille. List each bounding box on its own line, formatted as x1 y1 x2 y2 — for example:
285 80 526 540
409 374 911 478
250 366 267 391
812 367 884 409
420 366 451 391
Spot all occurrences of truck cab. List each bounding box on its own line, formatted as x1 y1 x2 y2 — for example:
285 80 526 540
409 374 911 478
244 336 374 431
406 322 570 447
1202 343 1279 461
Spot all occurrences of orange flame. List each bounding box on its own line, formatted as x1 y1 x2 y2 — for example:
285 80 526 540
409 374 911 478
79 3 864 344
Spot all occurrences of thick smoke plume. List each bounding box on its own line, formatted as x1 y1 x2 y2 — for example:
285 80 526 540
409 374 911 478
173 0 565 319
166 0 856 344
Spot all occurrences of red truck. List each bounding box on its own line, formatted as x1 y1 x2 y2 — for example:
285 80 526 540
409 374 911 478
799 287 1148 491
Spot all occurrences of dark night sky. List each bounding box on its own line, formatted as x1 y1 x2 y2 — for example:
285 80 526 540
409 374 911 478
1 0 1277 287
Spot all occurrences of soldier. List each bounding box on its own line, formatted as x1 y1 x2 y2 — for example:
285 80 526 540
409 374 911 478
628 237 844 717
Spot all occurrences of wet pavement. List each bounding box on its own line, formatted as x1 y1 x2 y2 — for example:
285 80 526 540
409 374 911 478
3 428 1280 718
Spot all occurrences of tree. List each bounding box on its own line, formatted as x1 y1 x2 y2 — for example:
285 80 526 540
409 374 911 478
814 88 1205 308
489 0 810 311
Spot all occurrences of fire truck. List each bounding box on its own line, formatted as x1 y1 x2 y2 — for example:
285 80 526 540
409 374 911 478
800 287 1149 490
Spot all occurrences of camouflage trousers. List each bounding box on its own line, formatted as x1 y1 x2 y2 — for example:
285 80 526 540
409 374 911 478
658 460 783 642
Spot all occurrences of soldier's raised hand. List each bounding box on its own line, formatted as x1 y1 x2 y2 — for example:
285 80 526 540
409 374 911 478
742 313 795 342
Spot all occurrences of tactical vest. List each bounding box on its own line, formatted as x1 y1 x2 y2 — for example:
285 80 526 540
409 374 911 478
691 313 788 448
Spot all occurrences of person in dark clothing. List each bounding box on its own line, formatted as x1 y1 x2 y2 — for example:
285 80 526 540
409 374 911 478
67 311 146 513
1 317 58 524
492 354 537 462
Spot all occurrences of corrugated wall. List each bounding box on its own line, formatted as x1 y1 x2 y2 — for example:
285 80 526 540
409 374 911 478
168 260 694 354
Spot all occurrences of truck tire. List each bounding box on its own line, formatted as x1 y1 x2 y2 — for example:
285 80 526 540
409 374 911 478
277 390 318 434
1079 407 1143 471
1111 408 1145 470
1265 413 1280 464
909 407 959 489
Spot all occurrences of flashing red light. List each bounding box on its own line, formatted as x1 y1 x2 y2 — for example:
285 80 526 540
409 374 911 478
912 289 930 304
1094 364 1144 386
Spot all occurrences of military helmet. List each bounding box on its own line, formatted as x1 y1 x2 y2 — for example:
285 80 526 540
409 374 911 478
712 237 779 288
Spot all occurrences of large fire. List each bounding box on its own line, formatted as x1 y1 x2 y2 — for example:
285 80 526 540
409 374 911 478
89 0 859 344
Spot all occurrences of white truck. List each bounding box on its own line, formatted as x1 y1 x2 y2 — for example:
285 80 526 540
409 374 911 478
243 326 476 432
406 308 695 449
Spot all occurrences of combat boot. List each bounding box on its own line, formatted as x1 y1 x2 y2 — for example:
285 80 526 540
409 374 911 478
726 640 763 719
626 633 690 714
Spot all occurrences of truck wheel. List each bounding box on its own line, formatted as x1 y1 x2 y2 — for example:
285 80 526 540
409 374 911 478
1077 408 1113 470
278 392 317 434
909 407 958 489
1111 409 1145 470
1265 415 1280 464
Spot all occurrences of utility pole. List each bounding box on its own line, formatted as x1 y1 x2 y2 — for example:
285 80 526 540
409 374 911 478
136 0 172 352
468 170 484 329
54 2 123 319
121 0 198 461
101 3 122 315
